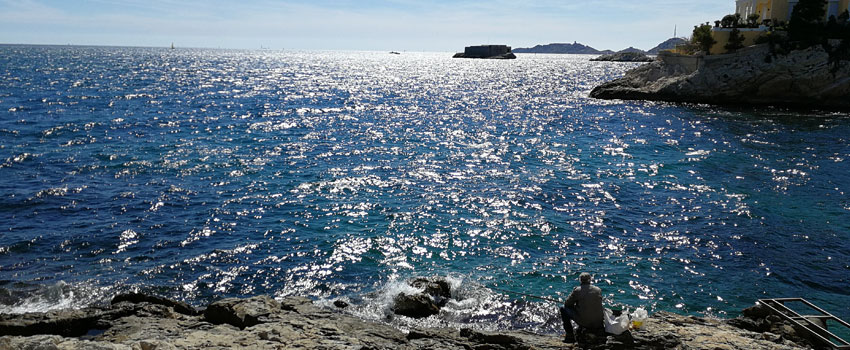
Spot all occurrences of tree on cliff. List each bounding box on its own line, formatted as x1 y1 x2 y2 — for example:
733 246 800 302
840 10 850 23
789 0 827 44
692 24 717 54
747 14 762 28
721 14 743 28
725 28 746 53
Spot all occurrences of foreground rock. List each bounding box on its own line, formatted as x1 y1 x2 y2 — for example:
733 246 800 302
0 293 818 350
590 44 850 108
391 277 453 318
590 52 654 62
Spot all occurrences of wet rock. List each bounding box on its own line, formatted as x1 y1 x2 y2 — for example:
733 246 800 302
390 276 454 318
411 278 451 299
333 300 349 309
111 293 197 316
203 295 280 329
410 277 451 306
0 308 106 337
741 303 771 320
392 293 439 319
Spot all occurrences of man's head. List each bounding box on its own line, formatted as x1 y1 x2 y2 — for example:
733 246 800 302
579 272 592 284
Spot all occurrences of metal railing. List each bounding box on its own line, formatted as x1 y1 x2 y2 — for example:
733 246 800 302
758 298 850 350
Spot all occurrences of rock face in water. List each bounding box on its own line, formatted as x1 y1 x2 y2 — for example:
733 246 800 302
590 44 850 108
393 293 441 318
391 277 452 318
0 293 819 349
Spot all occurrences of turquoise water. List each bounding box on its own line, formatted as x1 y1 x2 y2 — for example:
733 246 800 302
0 45 848 333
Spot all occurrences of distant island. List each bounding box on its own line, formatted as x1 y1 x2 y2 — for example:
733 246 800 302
513 38 688 55
513 42 613 55
453 45 516 59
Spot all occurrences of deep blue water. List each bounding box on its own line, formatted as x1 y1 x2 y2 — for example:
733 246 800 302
0 45 848 333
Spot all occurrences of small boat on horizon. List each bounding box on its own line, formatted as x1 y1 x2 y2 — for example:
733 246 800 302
389 51 401 55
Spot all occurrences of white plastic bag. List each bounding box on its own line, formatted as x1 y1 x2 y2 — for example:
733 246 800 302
603 308 630 335
630 308 648 321
629 307 648 329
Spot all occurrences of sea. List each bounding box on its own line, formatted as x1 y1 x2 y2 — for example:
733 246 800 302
1 44 848 334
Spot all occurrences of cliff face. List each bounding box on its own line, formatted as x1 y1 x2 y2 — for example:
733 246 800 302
590 44 850 108
0 294 817 350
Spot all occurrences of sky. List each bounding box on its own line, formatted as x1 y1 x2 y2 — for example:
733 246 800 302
0 0 734 52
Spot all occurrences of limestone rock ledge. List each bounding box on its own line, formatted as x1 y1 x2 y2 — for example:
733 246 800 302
590 44 850 108
0 294 815 350
590 52 655 62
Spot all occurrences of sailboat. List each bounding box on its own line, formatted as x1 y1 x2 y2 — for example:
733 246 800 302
170 42 175 50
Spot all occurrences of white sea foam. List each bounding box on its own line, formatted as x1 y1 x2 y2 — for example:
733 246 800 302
0 281 108 314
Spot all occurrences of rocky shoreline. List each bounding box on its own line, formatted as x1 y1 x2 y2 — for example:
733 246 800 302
590 52 654 62
0 278 826 349
589 44 850 108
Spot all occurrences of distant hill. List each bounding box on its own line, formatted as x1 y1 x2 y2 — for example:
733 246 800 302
647 38 688 55
513 42 613 55
515 38 690 55
617 47 646 54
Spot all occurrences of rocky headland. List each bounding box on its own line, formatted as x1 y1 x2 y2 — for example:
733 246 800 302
0 277 828 350
590 44 850 108
590 52 655 62
646 38 688 55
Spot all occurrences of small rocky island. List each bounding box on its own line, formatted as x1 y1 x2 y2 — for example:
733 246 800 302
590 52 655 62
453 45 517 59
0 277 830 349
589 44 850 108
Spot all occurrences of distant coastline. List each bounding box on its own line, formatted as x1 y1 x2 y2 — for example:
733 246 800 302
514 38 687 55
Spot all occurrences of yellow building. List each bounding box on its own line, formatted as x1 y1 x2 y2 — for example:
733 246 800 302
736 0 850 23
709 0 850 54
709 29 767 54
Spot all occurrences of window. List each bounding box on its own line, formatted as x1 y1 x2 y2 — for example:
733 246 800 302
827 0 840 18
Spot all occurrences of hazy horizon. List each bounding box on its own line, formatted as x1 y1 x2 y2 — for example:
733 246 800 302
0 0 733 52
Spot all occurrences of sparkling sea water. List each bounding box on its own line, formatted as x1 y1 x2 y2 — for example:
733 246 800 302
1 45 848 333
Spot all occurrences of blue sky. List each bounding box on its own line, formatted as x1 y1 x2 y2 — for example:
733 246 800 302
0 0 732 51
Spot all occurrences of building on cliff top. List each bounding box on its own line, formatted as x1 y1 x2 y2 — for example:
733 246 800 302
735 0 849 23
708 0 849 54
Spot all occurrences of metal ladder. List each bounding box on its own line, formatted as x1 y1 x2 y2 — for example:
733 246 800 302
759 298 850 349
